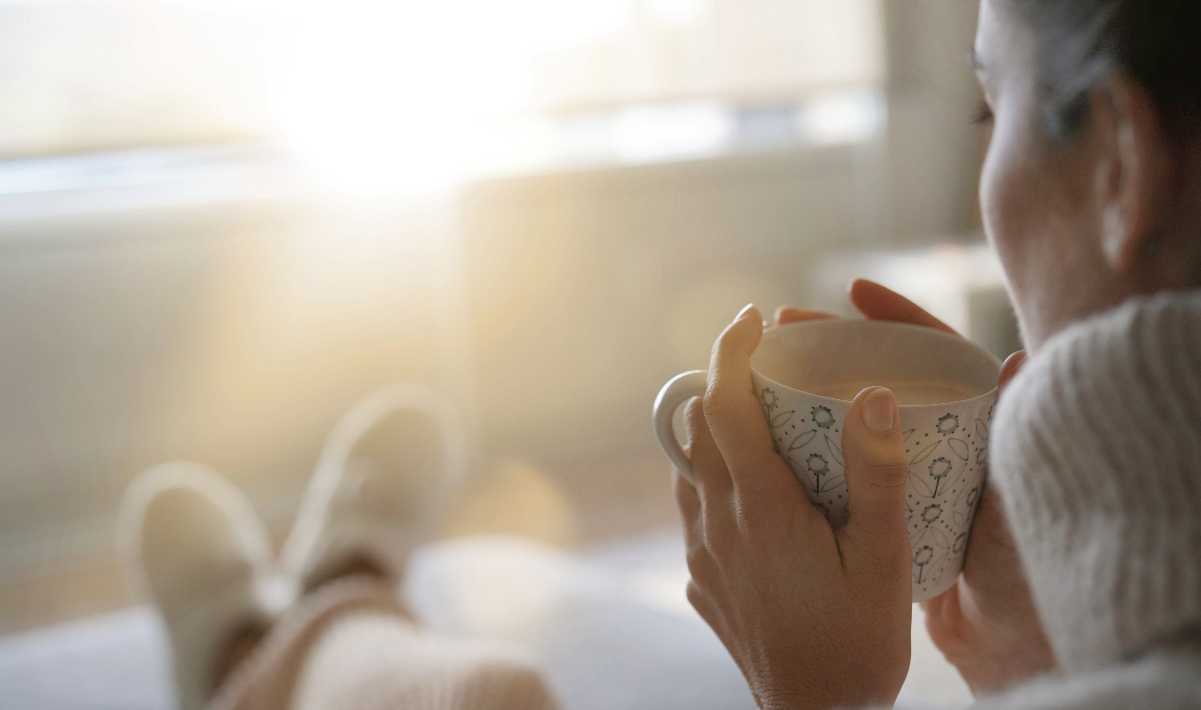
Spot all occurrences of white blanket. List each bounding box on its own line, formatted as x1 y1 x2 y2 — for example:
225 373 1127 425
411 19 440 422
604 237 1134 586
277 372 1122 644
0 531 968 709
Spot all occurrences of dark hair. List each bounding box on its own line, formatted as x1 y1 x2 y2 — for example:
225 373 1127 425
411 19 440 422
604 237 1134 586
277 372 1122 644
1008 0 1201 140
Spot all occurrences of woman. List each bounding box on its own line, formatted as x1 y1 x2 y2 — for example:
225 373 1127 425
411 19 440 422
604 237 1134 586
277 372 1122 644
127 0 1201 708
678 0 1201 708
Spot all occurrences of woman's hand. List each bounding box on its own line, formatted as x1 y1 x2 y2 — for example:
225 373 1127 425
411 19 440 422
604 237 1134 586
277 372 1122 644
675 303 913 710
826 279 1056 694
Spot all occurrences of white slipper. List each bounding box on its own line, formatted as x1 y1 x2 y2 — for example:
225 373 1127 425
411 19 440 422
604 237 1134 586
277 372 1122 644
119 463 292 710
280 384 466 593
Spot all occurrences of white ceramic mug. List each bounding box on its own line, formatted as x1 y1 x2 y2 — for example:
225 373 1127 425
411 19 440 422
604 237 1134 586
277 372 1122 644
652 319 1001 602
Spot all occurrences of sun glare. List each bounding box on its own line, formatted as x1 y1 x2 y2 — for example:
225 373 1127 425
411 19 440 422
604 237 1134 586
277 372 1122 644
259 1 642 197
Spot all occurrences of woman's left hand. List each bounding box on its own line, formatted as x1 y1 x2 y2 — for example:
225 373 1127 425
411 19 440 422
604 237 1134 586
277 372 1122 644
676 304 913 710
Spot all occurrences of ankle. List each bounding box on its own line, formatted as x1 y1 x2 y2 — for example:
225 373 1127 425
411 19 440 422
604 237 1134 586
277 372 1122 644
303 551 395 596
211 622 267 694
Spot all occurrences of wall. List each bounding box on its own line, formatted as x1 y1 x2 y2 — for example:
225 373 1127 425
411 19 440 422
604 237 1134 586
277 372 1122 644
458 143 885 468
0 193 467 630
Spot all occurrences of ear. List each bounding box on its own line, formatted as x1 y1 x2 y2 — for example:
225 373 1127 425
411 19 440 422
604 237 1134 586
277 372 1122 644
1092 74 1173 273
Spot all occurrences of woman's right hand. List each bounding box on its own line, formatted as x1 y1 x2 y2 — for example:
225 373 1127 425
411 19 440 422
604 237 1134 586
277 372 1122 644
777 279 1057 695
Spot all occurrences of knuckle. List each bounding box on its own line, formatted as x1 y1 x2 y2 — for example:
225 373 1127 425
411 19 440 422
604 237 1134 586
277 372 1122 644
736 506 773 542
863 462 909 490
740 510 798 552
701 521 725 562
703 535 733 566
845 524 911 573
702 382 746 425
924 604 969 655
734 486 791 532
710 325 737 360
685 580 707 611
701 495 735 530
703 522 739 564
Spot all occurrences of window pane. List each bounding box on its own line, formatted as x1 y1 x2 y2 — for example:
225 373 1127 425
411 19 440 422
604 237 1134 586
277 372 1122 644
0 0 882 157
0 2 273 156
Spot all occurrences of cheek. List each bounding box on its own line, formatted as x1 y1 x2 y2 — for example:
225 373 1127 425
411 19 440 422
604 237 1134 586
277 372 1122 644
979 109 1072 346
980 119 1039 294
979 108 1101 348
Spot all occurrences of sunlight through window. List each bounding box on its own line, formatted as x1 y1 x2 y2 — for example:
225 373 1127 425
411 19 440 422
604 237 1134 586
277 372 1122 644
0 0 884 195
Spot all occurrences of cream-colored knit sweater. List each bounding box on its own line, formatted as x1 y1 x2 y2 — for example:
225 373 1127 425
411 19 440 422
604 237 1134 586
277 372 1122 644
969 290 1201 707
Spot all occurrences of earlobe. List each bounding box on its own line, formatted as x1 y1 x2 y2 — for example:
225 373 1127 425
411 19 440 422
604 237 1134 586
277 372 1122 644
1096 124 1131 270
1101 202 1134 269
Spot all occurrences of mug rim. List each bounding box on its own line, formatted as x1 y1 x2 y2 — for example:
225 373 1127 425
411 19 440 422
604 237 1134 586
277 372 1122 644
753 319 1002 409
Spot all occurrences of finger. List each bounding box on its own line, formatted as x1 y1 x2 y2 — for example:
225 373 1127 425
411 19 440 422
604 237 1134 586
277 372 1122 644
684 396 732 498
997 350 1027 393
705 306 811 506
686 581 747 678
674 467 702 537
848 278 959 336
774 306 837 325
686 580 717 624
681 519 723 589
921 584 969 655
685 579 740 660
684 395 740 549
836 387 911 568
674 459 720 565
966 483 1018 560
686 581 733 647
675 472 723 584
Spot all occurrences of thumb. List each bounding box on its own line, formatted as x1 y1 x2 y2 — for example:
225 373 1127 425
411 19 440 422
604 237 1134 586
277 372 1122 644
837 386 910 558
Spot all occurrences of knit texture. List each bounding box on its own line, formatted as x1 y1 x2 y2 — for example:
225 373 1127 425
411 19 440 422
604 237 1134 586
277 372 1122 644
291 611 559 710
973 643 1201 709
989 289 1201 674
212 578 560 710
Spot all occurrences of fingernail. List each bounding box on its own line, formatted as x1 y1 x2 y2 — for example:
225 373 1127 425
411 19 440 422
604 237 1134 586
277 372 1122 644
735 303 757 320
862 387 897 433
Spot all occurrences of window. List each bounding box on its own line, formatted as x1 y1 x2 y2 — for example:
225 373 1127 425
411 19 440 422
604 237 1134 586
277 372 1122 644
1 1 884 187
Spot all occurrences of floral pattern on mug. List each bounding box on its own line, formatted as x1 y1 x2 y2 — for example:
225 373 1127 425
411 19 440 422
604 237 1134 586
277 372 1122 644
756 385 994 601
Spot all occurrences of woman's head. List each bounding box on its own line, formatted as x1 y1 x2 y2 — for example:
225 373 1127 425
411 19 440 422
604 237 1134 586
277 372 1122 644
975 0 1201 350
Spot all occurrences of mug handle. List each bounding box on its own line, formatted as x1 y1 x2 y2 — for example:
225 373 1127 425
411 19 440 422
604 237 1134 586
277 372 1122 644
651 370 709 480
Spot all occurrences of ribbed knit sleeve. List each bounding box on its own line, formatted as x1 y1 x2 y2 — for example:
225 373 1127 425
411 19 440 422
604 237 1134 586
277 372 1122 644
989 291 1201 673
